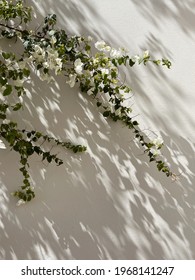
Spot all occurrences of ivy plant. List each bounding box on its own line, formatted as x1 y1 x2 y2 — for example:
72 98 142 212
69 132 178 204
0 0 175 205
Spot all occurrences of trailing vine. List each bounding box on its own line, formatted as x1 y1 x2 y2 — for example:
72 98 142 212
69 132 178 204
0 0 175 205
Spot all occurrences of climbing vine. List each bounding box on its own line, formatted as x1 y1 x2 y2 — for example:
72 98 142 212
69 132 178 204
0 0 175 205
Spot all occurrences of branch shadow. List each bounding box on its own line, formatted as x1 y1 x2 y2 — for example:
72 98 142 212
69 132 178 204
130 0 195 38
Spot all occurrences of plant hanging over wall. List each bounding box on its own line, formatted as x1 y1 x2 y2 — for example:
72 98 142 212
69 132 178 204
0 0 175 205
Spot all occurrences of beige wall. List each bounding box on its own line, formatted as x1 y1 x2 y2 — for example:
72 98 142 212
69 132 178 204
0 0 195 259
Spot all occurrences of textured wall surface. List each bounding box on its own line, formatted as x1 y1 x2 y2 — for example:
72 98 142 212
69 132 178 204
0 0 195 259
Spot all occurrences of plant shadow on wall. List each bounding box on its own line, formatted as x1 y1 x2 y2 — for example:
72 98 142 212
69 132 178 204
130 0 195 37
29 0 104 38
0 0 195 260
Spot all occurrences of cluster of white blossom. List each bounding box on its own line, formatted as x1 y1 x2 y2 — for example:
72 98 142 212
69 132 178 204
14 34 166 165
150 137 164 156
65 38 167 160
30 42 63 82
65 38 150 122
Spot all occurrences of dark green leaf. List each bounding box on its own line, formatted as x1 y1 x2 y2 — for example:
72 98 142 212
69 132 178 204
12 103 23 111
3 85 12 96
2 52 11 59
103 111 110 117
97 102 102 107
129 59 135 67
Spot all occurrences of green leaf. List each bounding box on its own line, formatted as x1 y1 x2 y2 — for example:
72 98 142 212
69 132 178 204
118 57 124 65
12 103 23 111
20 158 28 165
0 113 6 119
3 85 12 96
157 162 164 171
103 111 110 117
132 121 139 126
34 146 41 155
23 68 30 77
0 77 7 86
27 132 31 138
97 101 102 107
85 45 91 52
73 147 78 153
129 59 135 67
2 52 11 59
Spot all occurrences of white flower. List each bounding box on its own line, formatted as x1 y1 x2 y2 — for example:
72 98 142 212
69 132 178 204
107 103 115 113
143 50 149 58
66 73 77 88
47 47 58 59
100 68 109 75
43 61 49 68
16 199 26 206
74 58 83 75
0 139 6 149
95 40 111 52
54 65 62 75
5 59 15 70
121 100 132 110
32 45 45 62
110 48 121 58
51 36 57 45
34 45 43 53
118 89 125 97
110 47 127 58
131 55 140 62
87 87 95 95
55 58 62 66
87 36 93 42
152 137 163 148
115 107 122 117
150 148 159 156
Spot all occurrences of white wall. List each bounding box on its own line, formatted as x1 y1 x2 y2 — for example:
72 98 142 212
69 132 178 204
0 0 195 259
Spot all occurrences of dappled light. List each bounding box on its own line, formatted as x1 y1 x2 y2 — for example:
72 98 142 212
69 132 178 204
0 0 195 260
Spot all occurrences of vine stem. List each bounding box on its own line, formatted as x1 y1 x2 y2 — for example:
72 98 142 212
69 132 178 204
0 22 43 38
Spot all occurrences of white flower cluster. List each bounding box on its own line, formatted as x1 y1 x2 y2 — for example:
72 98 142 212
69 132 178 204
150 137 163 156
95 40 111 52
74 58 83 75
65 37 134 119
66 73 77 88
94 40 129 59
30 43 63 82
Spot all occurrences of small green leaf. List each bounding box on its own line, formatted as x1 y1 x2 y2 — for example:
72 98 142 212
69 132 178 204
0 113 6 119
0 77 7 86
103 111 110 117
132 121 139 126
129 59 135 67
85 45 91 52
73 147 78 153
12 103 23 111
23 68 30 77
97 101 102 107
2 52 11 59
3 85 12 96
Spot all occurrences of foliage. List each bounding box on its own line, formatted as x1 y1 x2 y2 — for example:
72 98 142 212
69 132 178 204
0 0 175 204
